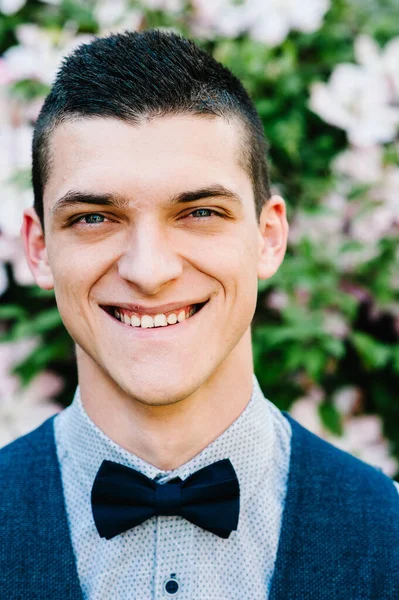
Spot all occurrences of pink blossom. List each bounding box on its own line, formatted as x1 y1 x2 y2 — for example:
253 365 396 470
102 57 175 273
191 0 330 46
265 290 290 311
333 146 383 184
332 386 362 416
0 0 26 15
323 311 349 339
290 393 398 477
0 337 39 398
310 36 399 146
288 193 347 256
94 0 143 31
3 24 94 85
0 370 63 448
141 0 183 11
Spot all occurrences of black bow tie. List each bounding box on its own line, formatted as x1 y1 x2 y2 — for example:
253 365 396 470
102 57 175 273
91 458 240 540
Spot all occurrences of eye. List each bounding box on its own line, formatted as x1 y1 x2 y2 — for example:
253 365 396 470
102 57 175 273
73 213 109 225
188 208 218 219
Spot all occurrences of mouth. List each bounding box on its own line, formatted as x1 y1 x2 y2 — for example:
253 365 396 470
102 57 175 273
100 300 209 329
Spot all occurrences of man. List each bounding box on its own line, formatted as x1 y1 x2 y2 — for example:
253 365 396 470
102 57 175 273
1 29 398 599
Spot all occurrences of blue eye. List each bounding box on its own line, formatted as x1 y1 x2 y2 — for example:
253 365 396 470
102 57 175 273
82 214 105 224
73 213 108 226
190 209 214 218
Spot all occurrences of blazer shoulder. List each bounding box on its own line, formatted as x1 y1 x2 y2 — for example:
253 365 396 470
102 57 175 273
0 415 57 473
282 411 399 500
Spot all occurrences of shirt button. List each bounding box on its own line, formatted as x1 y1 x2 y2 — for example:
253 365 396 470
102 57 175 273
164 574 180 595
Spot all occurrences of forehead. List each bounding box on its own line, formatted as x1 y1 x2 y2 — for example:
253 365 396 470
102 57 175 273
44 114 252 215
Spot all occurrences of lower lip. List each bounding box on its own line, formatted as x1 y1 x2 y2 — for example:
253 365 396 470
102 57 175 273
101 303 207 339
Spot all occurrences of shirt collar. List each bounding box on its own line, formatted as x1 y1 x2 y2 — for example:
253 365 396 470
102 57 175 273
55 375 286 507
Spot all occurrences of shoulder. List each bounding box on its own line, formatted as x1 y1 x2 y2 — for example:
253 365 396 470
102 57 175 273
282 411 399 502
0 415 57 473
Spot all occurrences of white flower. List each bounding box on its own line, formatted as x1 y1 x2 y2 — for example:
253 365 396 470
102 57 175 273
3 23 94 85
266 289 290 311
329 416 398 477
333 146 384 184
192 0 330 45
0 123 33 182
0 181 34 238
290 397 324 436
0 0 26 15
0 370 63 448
290 390 398 477
0 340 63 448
310 35 399 146
310 64 399 146
95 0 130 26
0 234 35 294
371 165 399 211
332 386 361 416
141 0 183 11
0 263 8 295
0 337 39 398
94 0 144 32
249 0 330 46
288 192 347 251
323 311 349 339
355 34 399 100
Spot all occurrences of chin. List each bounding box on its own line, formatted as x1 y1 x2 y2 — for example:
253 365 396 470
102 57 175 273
118 371 200 407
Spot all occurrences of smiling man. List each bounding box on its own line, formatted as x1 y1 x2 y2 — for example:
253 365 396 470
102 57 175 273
1 29 399 600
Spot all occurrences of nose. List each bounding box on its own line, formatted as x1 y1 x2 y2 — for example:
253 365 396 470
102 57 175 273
117 220 183 295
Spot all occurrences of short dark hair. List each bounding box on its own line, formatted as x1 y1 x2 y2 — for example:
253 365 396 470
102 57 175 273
32 29 271 230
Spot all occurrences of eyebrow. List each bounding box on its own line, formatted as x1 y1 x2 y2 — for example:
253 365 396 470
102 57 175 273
50 184 243 217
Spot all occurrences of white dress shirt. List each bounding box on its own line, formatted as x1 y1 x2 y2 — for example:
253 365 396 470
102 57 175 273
54 375 292 599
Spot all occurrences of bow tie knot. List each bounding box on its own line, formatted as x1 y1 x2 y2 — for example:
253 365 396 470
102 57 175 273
155 478 182 515
91 458 240 539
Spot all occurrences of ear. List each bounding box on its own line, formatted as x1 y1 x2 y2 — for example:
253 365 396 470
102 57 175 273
20 207 54 290
257 195 288 280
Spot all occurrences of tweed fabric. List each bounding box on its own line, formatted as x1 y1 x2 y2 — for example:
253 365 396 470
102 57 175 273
269 413 399 599
0 414 83 600
53 375 292 599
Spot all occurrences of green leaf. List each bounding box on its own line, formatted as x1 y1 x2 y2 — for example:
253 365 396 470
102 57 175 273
12 337 71 386
0 305 27 320
8 307 62 340
351 332 392 370
319 402 343 436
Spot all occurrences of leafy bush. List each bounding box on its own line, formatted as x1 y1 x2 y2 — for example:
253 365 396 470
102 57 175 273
1 0 398 475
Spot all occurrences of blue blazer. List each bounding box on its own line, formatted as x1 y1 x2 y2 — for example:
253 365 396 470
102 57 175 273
1 411 399 599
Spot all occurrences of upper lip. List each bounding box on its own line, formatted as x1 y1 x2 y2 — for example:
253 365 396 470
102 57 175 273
100 299 208 316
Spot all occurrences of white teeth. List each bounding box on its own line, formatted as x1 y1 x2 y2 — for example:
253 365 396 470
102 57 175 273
154 314 168 327
131 315 141 327
113 304 199 328
141 315 154 328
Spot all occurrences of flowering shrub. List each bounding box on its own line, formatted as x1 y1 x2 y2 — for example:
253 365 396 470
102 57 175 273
0 0 398 477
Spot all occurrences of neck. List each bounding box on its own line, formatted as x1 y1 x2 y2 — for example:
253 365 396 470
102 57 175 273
76 333 254 470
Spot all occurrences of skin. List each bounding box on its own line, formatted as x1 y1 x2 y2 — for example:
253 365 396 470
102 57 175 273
21 114 288 470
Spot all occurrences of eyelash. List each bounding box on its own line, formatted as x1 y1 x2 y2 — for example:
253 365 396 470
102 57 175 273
71 208 221 226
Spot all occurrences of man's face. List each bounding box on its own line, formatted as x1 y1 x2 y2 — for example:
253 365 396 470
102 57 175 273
24 115 286 405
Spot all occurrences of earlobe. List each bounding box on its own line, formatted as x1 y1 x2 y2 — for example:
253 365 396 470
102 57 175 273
20 207 54 290
257 195 288 280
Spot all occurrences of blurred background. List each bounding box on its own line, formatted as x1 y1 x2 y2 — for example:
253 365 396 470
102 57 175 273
1 0 399 479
